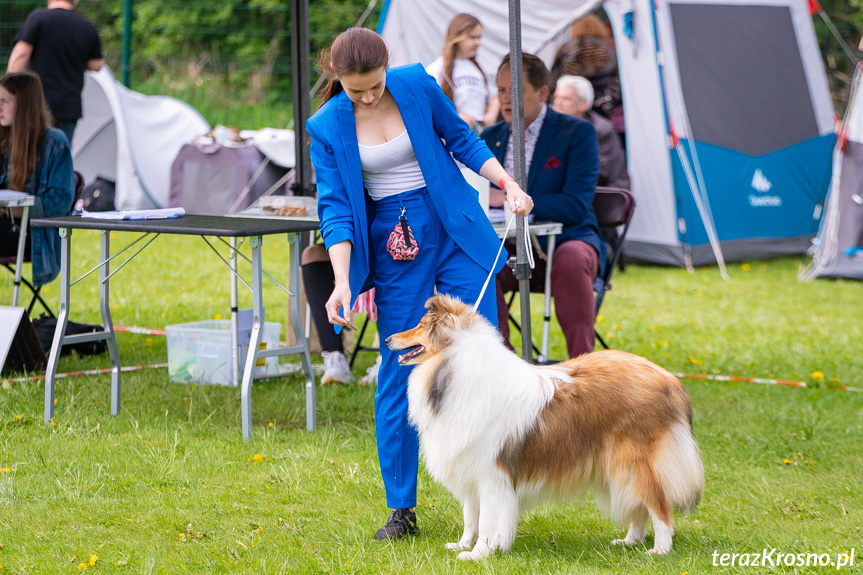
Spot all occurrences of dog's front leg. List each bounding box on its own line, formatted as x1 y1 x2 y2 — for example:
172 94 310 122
457 482 519 561
445 498 478 550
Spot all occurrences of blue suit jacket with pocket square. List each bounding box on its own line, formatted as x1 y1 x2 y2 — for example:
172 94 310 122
481 106 607 279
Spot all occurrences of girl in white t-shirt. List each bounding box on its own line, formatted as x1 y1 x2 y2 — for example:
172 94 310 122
425 13 499 133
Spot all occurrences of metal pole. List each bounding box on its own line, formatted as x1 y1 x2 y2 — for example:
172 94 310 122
508 0 533 362
290 0 314 196
121 0 133 87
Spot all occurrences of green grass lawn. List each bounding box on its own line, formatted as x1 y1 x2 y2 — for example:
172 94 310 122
1 232 862 574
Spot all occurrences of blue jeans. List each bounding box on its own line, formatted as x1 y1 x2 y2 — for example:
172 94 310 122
370 187 499 509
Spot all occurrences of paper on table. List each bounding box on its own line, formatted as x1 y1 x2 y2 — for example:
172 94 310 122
82 207 186 220
0 190 30 201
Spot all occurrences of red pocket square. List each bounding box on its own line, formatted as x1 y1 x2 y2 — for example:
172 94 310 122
544 156 562 169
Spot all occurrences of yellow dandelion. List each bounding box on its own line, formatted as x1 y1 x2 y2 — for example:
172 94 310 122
179 533 186 541
113 303 120 310
146 337 153 345
89 555 98 566
253 453 263 463
658 340 669 347
612 324 620 330
782 459 791 464
214 313 222 320
258 526 264 531
831 377 841 383
651 324 658 330
845 354 851 360
268 422 274 428
1 468 10 474
741 263 751 271
596 315 605 322
78 563 87 570
811 371 824 381
14 414 20 420
688 356 703 365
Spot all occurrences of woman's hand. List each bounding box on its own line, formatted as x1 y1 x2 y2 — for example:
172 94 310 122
504 180 533 216
325 282 354 329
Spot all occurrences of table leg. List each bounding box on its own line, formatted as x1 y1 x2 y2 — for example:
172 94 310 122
12 206 29 307
541 235 557 362
44 227 70 424
230 237 240 387
289 232 316 432
241 236 265 440
100 231 122 415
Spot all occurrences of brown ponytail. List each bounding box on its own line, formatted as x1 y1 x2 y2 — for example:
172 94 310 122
317 27 390 108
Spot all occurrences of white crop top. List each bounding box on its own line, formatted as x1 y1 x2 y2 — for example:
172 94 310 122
358 130 427 200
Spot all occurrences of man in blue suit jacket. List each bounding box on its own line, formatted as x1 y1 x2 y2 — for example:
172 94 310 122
482 54 607 358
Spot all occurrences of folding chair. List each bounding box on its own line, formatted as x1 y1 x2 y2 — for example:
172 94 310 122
505 186 635 357
348 314 379 368
592 186 636 349
1 171 85 317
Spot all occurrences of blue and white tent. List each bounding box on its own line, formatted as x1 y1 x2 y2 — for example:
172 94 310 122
379 0 836 270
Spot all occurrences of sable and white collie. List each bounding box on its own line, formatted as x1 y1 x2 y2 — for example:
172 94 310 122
386 295 704 560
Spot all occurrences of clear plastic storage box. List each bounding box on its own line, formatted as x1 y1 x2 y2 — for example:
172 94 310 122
166 319 280 386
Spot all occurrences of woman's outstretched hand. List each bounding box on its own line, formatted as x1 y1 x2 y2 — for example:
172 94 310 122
326 283 355 330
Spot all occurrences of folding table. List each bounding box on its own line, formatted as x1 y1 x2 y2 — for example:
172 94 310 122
30 214 320 440
493 220 562 362
0 192 35 307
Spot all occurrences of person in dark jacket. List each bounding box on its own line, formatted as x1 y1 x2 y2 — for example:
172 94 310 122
483 54 606 358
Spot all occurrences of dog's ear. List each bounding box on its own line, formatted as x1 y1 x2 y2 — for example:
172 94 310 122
423 295 471 350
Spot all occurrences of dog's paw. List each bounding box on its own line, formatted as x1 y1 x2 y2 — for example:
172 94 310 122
445 541 472 550
457 550 486 561
611 536 640 547
645 546 670 555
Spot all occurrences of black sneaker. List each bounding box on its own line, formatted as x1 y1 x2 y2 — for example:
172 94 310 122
373 508 417 540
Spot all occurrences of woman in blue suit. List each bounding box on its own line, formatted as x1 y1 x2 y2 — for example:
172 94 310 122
306 28 533 540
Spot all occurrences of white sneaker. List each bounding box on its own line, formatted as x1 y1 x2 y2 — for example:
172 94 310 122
359 354 382 386
321 351 353 385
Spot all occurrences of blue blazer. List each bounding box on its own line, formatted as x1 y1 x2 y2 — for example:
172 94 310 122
306 63 505 308
481 107 607 278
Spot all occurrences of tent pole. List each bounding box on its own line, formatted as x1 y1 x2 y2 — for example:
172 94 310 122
508 0 533 362
291 0 314 196
121 0 133 87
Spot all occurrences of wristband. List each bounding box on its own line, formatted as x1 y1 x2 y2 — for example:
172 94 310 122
498 175 515 190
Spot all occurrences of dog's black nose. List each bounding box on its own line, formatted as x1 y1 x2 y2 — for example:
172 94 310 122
384 336 392 346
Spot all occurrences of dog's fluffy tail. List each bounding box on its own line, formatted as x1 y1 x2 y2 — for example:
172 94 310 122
653 422 704 513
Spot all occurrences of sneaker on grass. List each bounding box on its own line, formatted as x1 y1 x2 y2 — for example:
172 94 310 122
359 354 382 386
321 351 353 385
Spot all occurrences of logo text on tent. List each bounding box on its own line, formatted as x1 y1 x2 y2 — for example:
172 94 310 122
749 169 782 207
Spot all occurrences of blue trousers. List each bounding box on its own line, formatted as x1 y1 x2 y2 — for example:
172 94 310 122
370 188 499 509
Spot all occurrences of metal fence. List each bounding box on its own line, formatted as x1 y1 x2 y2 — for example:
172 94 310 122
0 0 376 107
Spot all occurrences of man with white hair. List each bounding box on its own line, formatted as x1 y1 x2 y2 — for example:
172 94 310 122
553 75 629 190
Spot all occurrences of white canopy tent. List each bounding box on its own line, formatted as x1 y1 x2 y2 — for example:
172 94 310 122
71 66 210 210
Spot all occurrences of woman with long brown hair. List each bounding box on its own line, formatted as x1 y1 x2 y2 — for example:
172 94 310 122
307 27 532 541
425 13 499 132
0 71 74 287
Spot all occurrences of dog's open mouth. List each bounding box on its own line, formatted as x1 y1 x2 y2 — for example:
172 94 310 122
397 345 426 365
